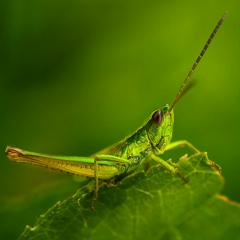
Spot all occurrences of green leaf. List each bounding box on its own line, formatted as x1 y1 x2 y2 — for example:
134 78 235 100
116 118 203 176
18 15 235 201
18 153 240 240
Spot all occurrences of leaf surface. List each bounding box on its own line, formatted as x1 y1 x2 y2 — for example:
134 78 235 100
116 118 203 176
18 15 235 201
18 153 240 240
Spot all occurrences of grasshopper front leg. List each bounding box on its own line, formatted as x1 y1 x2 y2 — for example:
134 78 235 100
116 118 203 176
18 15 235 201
151 154 188 183
158 140 198 182
165 140 200 153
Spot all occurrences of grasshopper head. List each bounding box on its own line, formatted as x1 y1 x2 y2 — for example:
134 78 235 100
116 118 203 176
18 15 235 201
145 104 174 154
144 12 227 155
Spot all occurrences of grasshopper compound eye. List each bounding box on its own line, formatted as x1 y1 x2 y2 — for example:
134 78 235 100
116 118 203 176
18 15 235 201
152 110 163 126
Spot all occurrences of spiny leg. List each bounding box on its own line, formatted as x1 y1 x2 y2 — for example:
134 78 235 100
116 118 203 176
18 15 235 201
91 157 99 210
91 154 137 210
151 154 188 183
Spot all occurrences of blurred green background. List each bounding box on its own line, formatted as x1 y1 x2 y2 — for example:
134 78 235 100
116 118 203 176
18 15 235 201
0 0 239 239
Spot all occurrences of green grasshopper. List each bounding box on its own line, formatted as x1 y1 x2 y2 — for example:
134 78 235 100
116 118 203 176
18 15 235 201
6 12 226 209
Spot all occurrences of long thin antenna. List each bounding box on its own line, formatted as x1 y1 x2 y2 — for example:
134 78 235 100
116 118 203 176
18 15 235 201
168 12 227 113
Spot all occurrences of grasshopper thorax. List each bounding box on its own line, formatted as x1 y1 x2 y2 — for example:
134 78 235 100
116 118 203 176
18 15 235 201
145 104 174 154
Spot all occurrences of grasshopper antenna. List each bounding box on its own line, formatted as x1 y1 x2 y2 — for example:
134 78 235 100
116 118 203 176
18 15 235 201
168 11 227 113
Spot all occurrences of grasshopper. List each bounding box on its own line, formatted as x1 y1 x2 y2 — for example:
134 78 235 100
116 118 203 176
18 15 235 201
6 12 226 209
